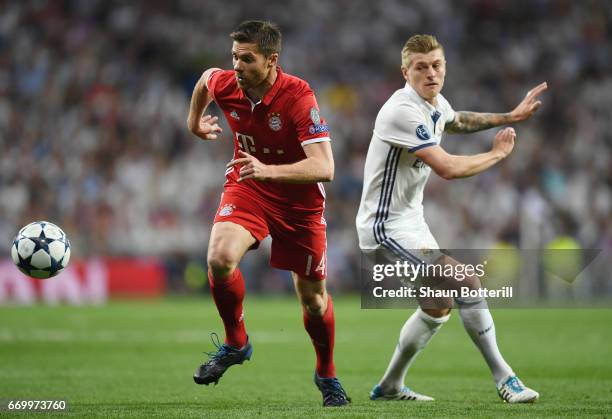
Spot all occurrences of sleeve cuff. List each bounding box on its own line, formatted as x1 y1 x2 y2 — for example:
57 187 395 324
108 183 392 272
409 142 437 153
301 137 331 147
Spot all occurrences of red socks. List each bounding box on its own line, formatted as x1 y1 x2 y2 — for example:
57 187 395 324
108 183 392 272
303 294 336 378
208 268 248 348
209 269 336 378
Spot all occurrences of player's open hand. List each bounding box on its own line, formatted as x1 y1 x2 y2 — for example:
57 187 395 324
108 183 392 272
492 127 516 159
227 150 274 182
510 82 547 122
192 115 223 140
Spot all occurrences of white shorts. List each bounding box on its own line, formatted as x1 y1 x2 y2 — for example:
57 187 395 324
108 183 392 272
357 217 442 264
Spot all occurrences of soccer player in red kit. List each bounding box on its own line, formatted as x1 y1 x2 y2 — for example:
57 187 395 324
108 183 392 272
187 21 350 407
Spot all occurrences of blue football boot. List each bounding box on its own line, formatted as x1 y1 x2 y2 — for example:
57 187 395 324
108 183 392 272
314 373 351 407
194 333 253 385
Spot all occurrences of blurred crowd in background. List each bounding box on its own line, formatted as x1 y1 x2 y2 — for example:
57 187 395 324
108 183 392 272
1 0 610 293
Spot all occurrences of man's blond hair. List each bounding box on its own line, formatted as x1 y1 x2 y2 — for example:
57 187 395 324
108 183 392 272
401 34 444 68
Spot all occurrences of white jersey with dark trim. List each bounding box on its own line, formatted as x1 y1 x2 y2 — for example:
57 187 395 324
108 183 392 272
356 83 455 249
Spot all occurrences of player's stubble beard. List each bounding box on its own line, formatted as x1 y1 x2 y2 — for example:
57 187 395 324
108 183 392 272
237 66 274 99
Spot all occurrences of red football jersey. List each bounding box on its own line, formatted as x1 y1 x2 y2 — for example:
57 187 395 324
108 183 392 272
206 67 330 214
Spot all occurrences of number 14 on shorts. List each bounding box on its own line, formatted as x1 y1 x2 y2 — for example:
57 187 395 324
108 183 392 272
305 253 326 277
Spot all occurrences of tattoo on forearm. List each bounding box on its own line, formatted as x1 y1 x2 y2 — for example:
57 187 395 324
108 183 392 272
445 111 511 134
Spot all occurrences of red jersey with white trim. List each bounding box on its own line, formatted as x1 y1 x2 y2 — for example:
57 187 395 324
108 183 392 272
206 67 330 213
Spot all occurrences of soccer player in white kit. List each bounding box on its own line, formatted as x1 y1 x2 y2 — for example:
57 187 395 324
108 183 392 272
356 35 547 403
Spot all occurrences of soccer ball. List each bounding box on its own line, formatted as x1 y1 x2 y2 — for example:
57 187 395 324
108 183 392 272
11 221 71 279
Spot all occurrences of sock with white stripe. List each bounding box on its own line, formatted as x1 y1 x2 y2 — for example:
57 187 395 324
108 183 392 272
457 299 513 386
378 308 449 393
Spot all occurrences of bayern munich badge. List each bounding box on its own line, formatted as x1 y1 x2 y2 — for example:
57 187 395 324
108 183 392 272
219 204 236 217
268 113 282 131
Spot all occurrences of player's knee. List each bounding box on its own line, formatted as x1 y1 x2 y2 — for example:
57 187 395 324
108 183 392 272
300 292 326 316
421 307 452 318
207 249 239 280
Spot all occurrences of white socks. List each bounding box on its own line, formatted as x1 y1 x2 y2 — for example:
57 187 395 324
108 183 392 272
458 299 513 386
379 308 450 393
378 301 515 392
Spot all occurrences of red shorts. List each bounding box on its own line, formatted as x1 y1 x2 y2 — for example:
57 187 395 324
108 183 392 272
213 189 327 281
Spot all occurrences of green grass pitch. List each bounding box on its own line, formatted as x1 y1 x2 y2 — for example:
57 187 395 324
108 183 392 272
0 297 610 417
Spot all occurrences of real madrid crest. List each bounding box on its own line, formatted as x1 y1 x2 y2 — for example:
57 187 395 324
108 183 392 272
268 112 282 131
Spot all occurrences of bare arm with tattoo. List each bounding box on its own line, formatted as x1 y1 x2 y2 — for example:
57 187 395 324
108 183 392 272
445 82 547 134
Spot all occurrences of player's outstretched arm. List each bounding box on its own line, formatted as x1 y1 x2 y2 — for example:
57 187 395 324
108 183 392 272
187 68 223 141
227 141 334 184
445 82 547 134
414 127 516 180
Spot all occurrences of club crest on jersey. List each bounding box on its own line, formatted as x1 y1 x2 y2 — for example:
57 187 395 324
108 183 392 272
230 110 240 120
310 107 321 125
219 204 236 217
416 124 431 141
268 112 282 131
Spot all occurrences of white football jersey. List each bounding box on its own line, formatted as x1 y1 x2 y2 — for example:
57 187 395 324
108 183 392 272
356 83 455 249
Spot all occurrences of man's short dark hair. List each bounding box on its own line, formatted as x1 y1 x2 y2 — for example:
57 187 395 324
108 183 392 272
230 20 282 57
